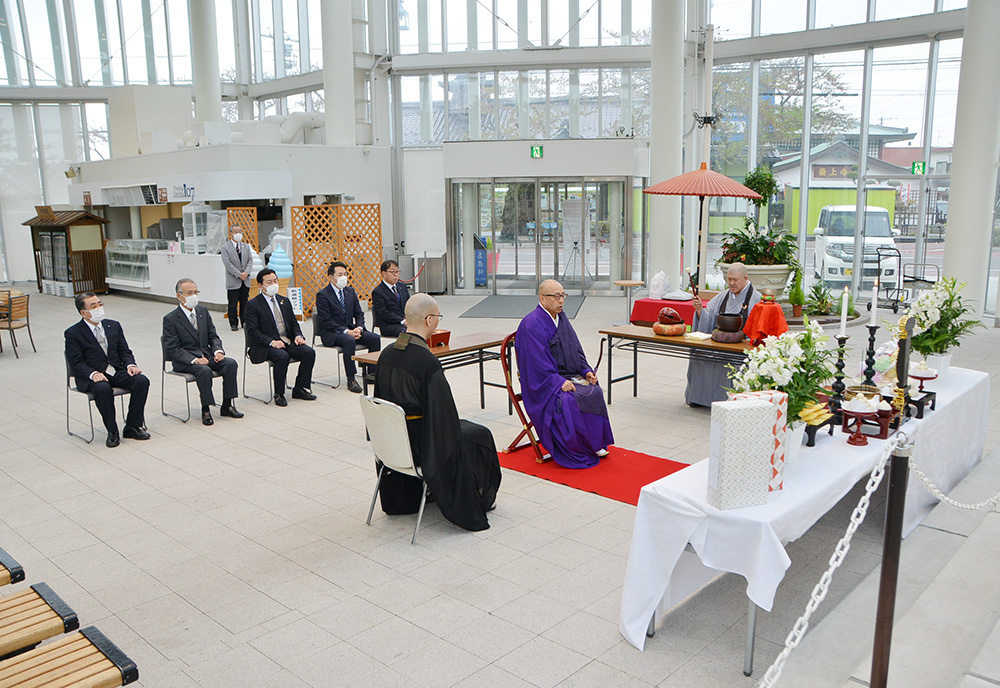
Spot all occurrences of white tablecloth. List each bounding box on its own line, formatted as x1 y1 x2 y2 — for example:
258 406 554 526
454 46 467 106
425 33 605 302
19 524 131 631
619 367 989 650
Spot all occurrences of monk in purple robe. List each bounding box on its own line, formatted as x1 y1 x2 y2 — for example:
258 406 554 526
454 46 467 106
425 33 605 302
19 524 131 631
515 280 614 469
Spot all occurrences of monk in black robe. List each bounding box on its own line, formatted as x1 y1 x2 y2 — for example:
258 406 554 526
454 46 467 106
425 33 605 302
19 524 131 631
373 293 501 531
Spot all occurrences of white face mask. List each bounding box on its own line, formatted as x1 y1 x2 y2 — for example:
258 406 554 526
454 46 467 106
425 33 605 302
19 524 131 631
182 294 199 309
232 233 242 242
87 306 105 323
335 275 348 290
263 283 280 297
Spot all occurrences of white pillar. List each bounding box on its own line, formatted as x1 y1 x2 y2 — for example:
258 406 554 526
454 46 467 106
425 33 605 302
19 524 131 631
944 0 1000 314
609 183 623 284
649 0 685 291
190 0 221 122
322 0 357 146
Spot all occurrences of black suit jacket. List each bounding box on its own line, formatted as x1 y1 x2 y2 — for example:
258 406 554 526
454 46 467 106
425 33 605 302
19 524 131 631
162 305 224 365
64 319 137 388
371 281 409 331
315 284 367 341
245 293 305 364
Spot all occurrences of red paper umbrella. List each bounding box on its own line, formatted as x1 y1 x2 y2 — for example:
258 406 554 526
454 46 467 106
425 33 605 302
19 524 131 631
644 162 762 287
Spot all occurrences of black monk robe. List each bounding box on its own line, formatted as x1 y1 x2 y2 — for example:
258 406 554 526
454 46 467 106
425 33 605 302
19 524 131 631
373 332 501 531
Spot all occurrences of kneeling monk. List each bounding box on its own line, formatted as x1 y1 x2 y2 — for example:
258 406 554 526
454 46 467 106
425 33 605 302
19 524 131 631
374 294 502 531
515 280 614 469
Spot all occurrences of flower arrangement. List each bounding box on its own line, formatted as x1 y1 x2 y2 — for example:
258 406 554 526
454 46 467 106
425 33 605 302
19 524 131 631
718 218 799 268
728 316 834 421
907 277 983 357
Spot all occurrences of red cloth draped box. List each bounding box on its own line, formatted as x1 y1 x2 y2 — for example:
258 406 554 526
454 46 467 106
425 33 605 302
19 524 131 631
728 390 789 491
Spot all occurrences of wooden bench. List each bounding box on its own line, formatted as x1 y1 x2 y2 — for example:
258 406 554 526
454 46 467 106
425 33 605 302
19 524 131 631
0 549 24 589
0 626 138 687
0 583 79 660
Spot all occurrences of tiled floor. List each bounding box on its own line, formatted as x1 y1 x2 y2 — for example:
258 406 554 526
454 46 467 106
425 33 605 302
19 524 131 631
0 285 997 687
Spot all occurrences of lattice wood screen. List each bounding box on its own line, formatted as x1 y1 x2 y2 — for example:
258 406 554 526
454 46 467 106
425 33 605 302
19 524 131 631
227 207 259 252
289 203 382 317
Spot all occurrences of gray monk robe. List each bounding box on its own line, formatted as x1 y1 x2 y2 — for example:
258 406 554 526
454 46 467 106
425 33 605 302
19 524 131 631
685 282 761 407
373 332 501 531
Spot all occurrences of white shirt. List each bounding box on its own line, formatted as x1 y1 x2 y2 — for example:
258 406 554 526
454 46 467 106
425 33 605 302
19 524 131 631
383 281 405 323
180 305 224 362
541 305 560 329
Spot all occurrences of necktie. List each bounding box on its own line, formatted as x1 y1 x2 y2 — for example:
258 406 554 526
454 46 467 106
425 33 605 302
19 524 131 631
94 325 108 355
338 289 346 312
236 243 242 262
392 285 399 303
95 325 114 374
272 298 287 338
189 309 198 331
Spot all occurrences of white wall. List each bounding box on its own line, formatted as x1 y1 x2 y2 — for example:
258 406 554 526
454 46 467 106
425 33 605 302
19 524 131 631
442 138 650 179
402 149 446 255
108 86 193 157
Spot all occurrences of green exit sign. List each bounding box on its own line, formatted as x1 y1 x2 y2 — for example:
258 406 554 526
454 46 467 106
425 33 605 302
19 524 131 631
911 161 926 175
530 145 544 159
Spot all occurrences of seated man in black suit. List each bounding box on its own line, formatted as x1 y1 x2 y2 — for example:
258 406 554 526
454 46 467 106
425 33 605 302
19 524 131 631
371 259 410 338
315 260 381 394
65 292 151 447
244 268 317 406
162 278 245 426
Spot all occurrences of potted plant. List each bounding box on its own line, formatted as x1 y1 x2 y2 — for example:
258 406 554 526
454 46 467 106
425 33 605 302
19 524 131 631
728 316 834 458
907 277 983 377
788 266 805 318
804 282 836 315
717 218 798 297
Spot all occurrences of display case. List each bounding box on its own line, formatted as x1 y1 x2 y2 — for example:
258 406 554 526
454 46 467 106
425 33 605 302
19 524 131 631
106 239 169 286
181 202 226 255
23 208 110 296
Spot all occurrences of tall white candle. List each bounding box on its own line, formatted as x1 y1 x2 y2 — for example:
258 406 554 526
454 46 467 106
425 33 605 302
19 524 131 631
840 286 849 337
870 278 879 326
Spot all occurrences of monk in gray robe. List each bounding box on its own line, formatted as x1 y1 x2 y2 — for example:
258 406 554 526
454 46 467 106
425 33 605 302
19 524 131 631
685 263 761 406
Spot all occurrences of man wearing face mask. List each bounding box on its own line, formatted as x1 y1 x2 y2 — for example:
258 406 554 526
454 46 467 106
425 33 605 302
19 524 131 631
162 278 244 425
315 260 382 394
65 292 151 447
221 224 252 332
245 268 317 406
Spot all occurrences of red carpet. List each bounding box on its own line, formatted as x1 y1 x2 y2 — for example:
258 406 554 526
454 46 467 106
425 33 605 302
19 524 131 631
498 445 688 506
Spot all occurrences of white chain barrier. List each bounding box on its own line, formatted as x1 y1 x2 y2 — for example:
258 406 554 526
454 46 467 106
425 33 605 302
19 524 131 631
756 435 904 688
758 430 1000 687
908 460 1000 512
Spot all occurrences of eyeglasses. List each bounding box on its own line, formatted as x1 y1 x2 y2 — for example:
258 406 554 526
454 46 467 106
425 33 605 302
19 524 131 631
425 313 444 320
542 293 568 300
384 269 400 275
181 290 200 296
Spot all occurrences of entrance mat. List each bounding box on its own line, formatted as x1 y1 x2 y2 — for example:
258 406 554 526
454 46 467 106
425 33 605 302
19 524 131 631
499 444 688 506
460 295 585 319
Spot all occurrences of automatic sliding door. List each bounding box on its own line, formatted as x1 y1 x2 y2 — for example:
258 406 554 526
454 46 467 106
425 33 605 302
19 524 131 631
493 180 537 290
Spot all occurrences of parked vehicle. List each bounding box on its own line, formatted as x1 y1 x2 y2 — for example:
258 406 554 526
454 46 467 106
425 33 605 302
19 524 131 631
813 205 900 288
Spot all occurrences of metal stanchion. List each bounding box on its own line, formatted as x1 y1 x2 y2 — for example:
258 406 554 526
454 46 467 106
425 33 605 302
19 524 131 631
869 435 912 688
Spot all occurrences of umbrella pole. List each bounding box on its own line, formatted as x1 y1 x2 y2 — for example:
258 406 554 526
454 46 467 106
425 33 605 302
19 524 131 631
694 195 706 287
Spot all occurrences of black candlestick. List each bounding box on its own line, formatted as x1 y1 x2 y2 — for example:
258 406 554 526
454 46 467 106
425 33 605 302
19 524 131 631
831 334 850 418
862 325 879 388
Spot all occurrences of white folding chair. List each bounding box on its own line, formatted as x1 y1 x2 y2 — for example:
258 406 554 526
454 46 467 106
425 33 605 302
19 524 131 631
360 396 426 545
310 312 342 389
65 354 129 444
160 342 222 422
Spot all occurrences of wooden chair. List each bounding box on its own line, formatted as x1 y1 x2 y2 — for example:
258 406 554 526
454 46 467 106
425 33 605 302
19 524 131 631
0 549 23 589
360 396 426 545
0 583 78 660
500 332 550 463
0 295 35 358
65 355 129 445
160 341 223 423
309 312 342 389
0 626 138 687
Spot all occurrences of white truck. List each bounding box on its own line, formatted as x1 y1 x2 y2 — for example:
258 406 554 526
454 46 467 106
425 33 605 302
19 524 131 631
812 205 899 288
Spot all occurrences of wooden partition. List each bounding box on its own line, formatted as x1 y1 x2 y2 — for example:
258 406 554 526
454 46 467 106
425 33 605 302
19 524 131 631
226 207 259 251
290 203 382 317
